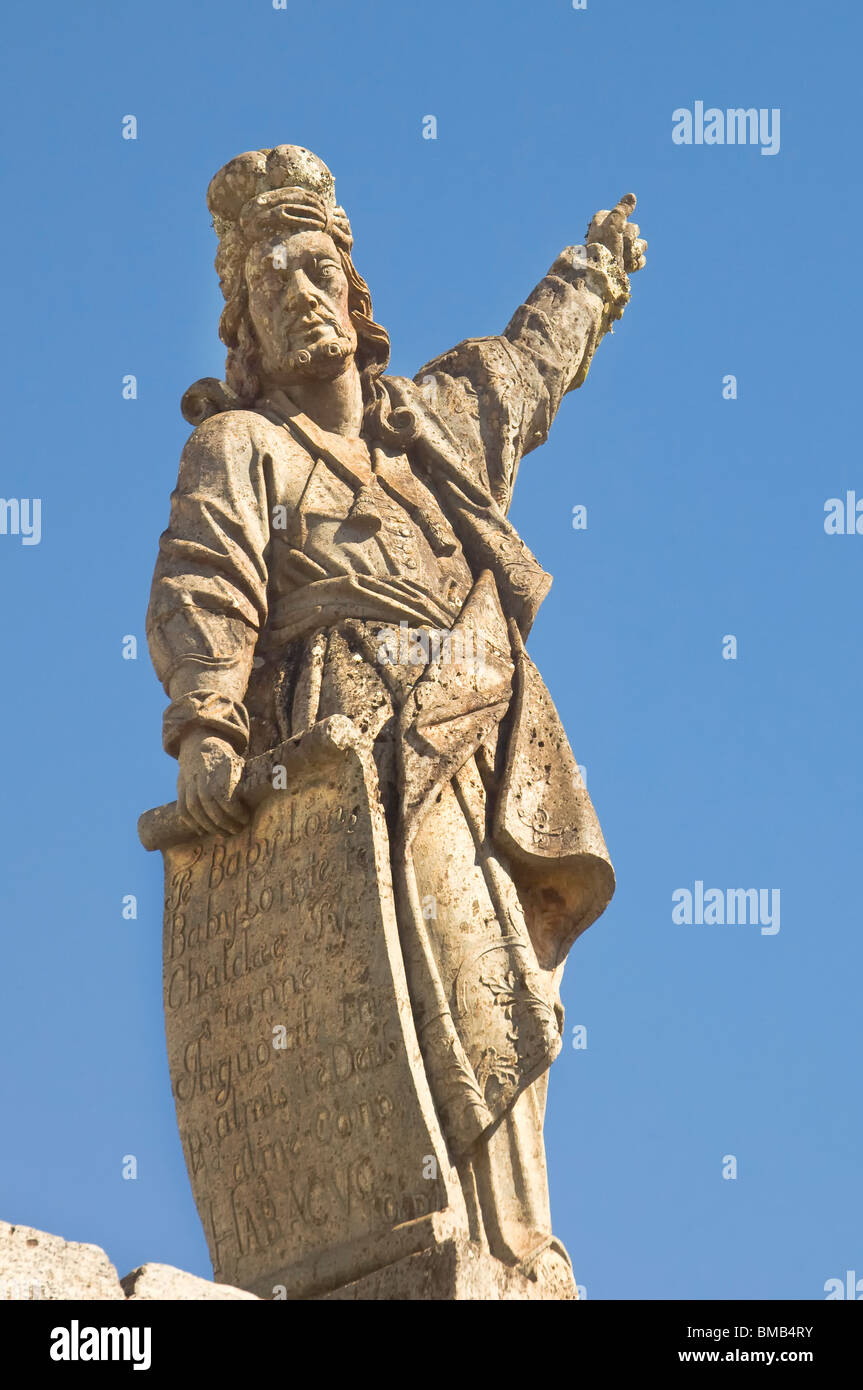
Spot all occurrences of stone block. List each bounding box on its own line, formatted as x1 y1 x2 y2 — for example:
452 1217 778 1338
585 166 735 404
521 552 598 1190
0 1221 124 1301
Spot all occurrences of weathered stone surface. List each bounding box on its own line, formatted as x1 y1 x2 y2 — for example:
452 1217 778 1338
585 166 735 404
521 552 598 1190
140 144 646 1298
121 1264 259 1300
0 1216 574 1301
1 1219 264 1300
146 717 464 1299
0 1221 124 1300
321 1237 577 1301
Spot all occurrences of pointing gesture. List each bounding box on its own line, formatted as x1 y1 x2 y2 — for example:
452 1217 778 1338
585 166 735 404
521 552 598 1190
586 193 647 273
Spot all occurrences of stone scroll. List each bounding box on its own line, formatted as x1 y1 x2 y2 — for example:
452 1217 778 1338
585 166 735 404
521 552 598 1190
139 716 465 1298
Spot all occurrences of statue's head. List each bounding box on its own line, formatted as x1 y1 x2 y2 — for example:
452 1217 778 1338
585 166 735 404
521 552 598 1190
244 226 357 384
199 146 406 440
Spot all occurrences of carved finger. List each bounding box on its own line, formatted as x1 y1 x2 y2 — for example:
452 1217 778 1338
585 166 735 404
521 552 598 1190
623 232 648 271
199 784 248 835
603 194 636 236
222 797 252 833
613 193 637 218
176 780 198 828
586 210 611 243
186 781 228 838
593 197 633 261
180 785 213 837
212 761 251 828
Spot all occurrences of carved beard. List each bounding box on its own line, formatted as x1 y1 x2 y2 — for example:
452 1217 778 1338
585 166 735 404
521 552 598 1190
286 331 354 379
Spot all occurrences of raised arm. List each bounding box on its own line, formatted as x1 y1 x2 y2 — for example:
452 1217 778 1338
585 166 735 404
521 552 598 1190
414 195 646 511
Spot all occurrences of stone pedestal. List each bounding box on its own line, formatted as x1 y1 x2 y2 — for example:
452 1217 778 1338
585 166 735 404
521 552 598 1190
320 1236 577 1301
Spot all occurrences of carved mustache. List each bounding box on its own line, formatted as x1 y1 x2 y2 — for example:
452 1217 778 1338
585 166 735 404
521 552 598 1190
288 309 340 335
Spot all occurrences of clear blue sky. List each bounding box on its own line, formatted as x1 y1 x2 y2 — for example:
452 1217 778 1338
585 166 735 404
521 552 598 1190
1 0 859 1300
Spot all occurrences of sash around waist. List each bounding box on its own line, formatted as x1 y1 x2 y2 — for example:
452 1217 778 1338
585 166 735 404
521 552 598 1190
260 573 464 650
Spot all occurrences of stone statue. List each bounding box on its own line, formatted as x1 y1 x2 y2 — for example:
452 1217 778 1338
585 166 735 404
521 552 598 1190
139 145 646 1301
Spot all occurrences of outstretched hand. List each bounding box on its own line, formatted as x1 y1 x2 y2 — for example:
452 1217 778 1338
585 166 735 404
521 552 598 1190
586 193 647 273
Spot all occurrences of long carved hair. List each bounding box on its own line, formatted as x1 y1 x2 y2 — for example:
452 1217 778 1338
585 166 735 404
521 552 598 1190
188 241 417 448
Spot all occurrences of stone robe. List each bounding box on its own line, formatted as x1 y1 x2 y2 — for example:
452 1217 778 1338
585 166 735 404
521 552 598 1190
147 239 626 1271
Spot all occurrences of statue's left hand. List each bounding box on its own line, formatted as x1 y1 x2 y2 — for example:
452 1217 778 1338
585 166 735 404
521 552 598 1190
586 193 647 273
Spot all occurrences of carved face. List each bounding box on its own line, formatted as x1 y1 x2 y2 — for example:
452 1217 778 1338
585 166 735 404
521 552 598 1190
245 229 357 384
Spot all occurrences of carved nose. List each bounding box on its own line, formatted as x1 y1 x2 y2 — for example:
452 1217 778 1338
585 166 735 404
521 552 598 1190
287 276 319 313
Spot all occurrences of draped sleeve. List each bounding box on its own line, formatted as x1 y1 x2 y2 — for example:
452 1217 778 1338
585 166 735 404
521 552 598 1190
413 241 630 513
